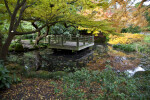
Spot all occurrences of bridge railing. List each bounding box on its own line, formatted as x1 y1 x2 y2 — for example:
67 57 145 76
45 35 94 47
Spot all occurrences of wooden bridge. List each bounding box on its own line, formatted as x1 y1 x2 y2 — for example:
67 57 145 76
44 35 94 51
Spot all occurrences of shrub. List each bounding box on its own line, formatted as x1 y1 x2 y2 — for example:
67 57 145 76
52 67 138 99
113 42 150 54
121 25 141 33
108 33 144 44
144 36 150 43
14 43 24 52
0 64 12 89
25 70 68 79
113 44 136 52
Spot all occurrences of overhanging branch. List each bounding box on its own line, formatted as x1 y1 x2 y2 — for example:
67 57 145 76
4 0 12 16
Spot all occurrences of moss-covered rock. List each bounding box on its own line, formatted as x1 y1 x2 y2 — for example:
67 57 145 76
51 71 68 79
14 43 24 52
26 70 68 79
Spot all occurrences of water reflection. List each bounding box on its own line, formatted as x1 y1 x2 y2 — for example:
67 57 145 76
126 66 145 77
9 48 94 72
8 44 150 73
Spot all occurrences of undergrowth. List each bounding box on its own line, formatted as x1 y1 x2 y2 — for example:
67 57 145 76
51 66 149 99
112 35 150 54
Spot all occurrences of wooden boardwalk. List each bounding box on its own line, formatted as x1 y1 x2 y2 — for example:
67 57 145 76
44 35 94 51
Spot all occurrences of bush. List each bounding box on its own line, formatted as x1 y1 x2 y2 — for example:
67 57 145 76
144 36 150 43
25 70 68 79
52 67 138 99
113 44 136 52
108 33 144 44
0 64 12 89
113 42 150 54
23 35 34 39
14 43 24 52
121 25 141 33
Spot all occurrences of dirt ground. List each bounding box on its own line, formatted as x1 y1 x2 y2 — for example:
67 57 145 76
0 78 61 100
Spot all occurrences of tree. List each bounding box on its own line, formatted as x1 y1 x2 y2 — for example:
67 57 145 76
0 0 49 60
0 0 112 60
109 0 149 32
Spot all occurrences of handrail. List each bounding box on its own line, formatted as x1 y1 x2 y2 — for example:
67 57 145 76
45 35 94 47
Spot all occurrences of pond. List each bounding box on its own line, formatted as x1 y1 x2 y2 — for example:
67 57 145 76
8 44 150 76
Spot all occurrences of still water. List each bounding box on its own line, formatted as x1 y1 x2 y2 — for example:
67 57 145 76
8 44 150 76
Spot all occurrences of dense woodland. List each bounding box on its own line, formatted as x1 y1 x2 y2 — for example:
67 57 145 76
0 0 150 99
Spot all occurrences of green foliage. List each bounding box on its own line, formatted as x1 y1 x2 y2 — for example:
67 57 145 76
52 67 138 99
25 70 68 79
12 73 22 84
144 35 150 43
0 64 12 89
133 71 150 99
6 64 27 76
113 38 150 54
23 34 35 39
49 23 77 35
14 43 24 52
113 44 136 52
9 42 24 52
121 25 141 33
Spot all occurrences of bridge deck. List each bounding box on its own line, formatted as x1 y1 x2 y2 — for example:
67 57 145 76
44 35 94 51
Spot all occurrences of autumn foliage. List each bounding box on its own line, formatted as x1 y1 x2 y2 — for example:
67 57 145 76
108 33 144 44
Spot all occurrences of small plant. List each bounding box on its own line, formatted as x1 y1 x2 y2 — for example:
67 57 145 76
113 44 135 52
0 64 12 89
14 43 24 52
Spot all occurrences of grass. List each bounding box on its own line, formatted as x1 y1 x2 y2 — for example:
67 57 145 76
144 35 150 43
112 35 150 54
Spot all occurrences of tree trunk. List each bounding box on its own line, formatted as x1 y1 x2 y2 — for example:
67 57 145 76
35 35 47 45
0 33 15 61
35 37 41 45
0 33 3 55
35 26 50 45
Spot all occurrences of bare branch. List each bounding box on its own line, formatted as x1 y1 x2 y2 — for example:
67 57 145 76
26 2 36 8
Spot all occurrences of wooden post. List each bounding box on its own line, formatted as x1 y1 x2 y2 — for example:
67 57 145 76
55 35 56 43
92 36 94 43
77 37 79 48
61 35 63 46
83 37 86 45
70 35 72 41
88 36 91 43
33 35 34 40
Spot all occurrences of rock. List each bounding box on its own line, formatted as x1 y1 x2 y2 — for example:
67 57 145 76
14 43 24 52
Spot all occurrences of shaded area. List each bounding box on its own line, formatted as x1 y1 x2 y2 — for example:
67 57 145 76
0 78 59 100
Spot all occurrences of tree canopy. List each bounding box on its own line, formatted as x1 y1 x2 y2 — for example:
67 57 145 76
0 0 149 60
